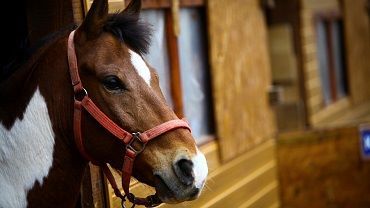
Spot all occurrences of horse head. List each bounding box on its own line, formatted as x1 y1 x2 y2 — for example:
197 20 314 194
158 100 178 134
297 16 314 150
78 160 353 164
72 0 208 203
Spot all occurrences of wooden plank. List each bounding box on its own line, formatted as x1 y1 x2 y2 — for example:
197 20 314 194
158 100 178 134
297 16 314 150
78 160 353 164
164 9 184 117
301 0 340 10
342 0 370 104
72 0 85 24
268 202 280 208
311 97 350 125
202 162 277 208
277 126 370 207
278 126 355 144
141 0 205 9
84 0 205 14
307 93 322 109
207 0 276 162
312 100 370 128
89 164 107 208
239 181 279 208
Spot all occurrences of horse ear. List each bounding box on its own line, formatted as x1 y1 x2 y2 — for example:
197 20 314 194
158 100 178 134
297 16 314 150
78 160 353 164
77 0 109 39
121 0 141 18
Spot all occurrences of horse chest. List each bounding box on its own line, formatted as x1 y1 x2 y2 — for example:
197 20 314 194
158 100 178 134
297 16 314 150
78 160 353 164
0 88 55 208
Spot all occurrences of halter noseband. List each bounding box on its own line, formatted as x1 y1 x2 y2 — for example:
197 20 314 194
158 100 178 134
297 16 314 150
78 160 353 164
67 30 191 207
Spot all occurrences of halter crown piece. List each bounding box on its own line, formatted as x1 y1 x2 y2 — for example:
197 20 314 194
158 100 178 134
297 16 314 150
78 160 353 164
67 30 191 208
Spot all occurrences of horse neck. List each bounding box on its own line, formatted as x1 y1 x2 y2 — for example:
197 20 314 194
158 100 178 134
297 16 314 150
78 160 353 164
0 33 88 207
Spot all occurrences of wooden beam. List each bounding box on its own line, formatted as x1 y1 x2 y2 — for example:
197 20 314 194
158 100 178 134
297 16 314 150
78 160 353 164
84 0 205 15
141 0 205 9
165 9 184 117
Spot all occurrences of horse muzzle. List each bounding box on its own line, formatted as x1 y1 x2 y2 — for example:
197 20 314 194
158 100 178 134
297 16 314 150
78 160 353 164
153 150 208 203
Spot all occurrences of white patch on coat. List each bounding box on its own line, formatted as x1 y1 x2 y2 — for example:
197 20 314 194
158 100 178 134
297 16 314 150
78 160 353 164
0 88 55 208
191 148 208 189
129 49 151 85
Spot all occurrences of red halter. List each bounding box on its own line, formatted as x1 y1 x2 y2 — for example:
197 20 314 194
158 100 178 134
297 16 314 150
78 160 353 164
67 30 191 207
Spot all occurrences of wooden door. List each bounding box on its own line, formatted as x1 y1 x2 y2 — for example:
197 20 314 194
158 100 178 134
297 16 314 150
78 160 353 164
207 0 276 161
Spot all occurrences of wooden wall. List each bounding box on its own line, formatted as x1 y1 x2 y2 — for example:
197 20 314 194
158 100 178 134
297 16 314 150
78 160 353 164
300 0 370 126
72 0 85 24
207 0 276 162
342 0 370 105
277 126 370 207
113 140 280 208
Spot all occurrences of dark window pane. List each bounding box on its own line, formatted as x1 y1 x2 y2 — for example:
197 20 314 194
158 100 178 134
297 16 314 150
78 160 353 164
141 10 173 107
178 8 213 143
316 20 332 105
331 20 347 98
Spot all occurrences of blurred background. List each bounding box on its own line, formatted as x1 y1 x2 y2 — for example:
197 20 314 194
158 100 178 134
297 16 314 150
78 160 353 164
2 0 370 207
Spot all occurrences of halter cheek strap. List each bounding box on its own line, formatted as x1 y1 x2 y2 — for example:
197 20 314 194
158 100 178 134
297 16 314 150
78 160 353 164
67 30 191 207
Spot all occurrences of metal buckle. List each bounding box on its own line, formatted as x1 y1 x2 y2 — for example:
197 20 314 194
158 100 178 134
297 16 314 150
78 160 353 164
74 88 88 101
127 132 146 154
120 195 136 208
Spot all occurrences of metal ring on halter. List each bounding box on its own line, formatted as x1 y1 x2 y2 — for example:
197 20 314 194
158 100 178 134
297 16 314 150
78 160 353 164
127 132 146 154
120 198 135 208
127 193 137 208
74 87 88 101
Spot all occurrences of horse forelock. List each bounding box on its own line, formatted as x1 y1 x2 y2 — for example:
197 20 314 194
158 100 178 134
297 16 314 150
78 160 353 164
104 12 152 55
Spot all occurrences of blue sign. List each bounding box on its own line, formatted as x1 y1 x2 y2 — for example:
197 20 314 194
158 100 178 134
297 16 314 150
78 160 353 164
360 125 370 160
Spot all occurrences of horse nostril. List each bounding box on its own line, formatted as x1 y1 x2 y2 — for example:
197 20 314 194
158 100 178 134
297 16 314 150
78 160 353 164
175 159 194 186
189 188 200 198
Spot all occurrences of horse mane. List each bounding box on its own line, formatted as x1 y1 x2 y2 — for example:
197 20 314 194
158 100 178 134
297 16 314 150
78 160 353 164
104 12 152 55
0 25 76 82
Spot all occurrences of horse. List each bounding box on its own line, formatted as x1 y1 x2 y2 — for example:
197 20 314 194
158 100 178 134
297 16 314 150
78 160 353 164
0 0 208 207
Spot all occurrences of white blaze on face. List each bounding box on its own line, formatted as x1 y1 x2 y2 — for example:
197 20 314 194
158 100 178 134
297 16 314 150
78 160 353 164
129 49 151 86
0 88 55 208
191 148 208 189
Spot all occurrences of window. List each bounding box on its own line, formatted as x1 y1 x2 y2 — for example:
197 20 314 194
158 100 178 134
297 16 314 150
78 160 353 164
315 14 348 106
141 10 173 107
139 2 214 144
178 8 213 143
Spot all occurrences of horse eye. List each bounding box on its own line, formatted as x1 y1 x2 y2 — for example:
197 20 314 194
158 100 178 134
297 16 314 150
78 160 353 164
102 76 125 91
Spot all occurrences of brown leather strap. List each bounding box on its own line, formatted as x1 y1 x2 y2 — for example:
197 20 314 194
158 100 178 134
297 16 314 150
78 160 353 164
81 96 132 143
73 101 97 163
102 164 125 200
122 149 136 195
67 30 84 94
67 30 191 207
140 119 191 142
